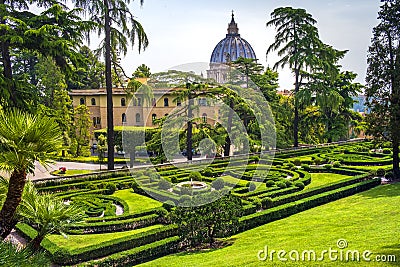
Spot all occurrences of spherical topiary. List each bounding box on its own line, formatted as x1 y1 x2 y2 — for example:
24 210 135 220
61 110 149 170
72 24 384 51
261 197 273 209
376 168 386 177
170 176 178 184
333 161 341 168
324 164 332 170
265 180 276 187
202 168 214 177
104 182 116 195
293 159 301 166
276 181 287 189
158 179 171 190
212 178 225 190
294 181 305 190
247 182 256 192
189 171 202 181
162 200 176 211
301 164 311 171
385 171 394 180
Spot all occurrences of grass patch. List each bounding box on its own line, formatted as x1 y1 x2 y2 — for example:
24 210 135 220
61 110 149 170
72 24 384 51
52 169 95 176
47 224 163 251
138 183 400 267
112 189 162 213
306 173 352 190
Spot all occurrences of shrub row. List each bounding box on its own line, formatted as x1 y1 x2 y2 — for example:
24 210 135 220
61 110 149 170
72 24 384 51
67 214 159 234
239 178 380 232
85 207 166 223
271 174 371 207
51 225 178 265
78 236 181 267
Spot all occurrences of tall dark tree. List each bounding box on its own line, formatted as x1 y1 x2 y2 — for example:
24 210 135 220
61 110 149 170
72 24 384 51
73 0 148 170
0 1 92 110
366 0 400 178
266 7 321 147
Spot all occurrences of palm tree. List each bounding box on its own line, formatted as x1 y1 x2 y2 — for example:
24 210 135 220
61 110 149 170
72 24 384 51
73 0 149 170
0 109 62 239
17 184 84 252
0 240 50 267
266 7 321 147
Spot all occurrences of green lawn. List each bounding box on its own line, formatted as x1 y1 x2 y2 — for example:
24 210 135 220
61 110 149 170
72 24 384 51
112 189 162 213
47 224 163 251
139 183 400 267
306 173 352 189
52 169 95 176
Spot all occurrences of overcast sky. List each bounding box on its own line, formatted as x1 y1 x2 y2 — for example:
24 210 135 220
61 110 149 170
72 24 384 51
85 0 381 90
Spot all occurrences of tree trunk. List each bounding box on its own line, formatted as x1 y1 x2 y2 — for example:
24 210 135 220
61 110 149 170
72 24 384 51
26 234 45 253
104 2 115 170
224 99 234 156
187 97 193 161
393 139 400 178
130 148 136 167
0 169 27 239
0 11 18 108
293 68 300 147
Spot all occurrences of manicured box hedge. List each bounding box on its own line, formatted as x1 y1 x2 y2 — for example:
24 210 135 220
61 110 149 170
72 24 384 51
238 178 380 232
78 236 181 267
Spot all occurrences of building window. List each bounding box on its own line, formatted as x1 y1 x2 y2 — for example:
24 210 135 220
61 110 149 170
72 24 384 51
152 98 156 107
96 117 101 125
133 98 137 106
80 98 85 105
138 98 142 106
164 98 169 107
177 100 181 106
152 114 157 124
93 117 96 127
136 113 141 123
121 98 126 107
122 113 127 123
91 98 96 105
202 113 207 123
199 98 207 106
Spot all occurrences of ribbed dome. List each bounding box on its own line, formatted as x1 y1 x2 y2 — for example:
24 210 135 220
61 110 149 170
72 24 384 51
210 13 257 64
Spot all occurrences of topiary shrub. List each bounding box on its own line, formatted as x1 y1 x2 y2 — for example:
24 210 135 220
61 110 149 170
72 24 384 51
385 171 394 180
149 173 160 182
286 162 295 168
265 180 275 187
170 177 178 184
301 164 311 171
212 178 225 190
276 181 287 189
158 179 171 190
294 181 305 190
162 200 175 211
314 158 322 166
284 180 293 187
293 159 301 166
201 168 214 177
333 161 341 168
179 195 192 205
104 182 116 195
179 186 192 196
131 181 140 192
253 198 262 210
189 171 202 181
376 168 386 177
324 164 332 170
247 182 256 192
261 197 273 209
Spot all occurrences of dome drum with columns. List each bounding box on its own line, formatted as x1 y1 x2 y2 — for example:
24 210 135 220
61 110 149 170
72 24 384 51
207 12 257 84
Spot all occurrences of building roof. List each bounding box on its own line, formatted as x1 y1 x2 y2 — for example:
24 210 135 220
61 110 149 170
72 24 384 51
210 12 257 64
